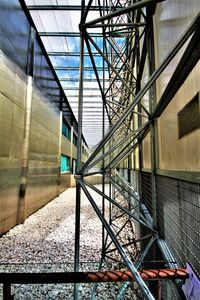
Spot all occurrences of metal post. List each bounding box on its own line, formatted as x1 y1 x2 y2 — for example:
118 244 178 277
74 2 85 299
3 283 12 300
147 8 157 230
102 3 106 259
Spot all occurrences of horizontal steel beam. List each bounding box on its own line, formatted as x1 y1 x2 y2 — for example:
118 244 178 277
0 268 188 284
27 5 115 11
64 87 101 91
55 66 105 71
68 95 101 98
60 78 110 82
39 32 100 37
48 52 105 57
84 0 164 28
86 22 146 28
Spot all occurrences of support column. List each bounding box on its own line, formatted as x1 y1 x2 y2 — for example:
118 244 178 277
17 27 35 224
74 3 85 297
3 283 12 300
147 6 159 298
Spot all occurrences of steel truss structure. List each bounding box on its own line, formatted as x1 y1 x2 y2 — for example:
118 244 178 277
74 1 200 299
1 1 200 300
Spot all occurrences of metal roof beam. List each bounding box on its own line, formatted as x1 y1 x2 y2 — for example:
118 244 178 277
27 5 115 11
84 0 164 28
55 66 105 71
39 32 101 37
60 78 110 82
48 52 106 57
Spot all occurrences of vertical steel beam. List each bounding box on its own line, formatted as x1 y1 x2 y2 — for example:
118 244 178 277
146 7 157 229
146 7 159 298
74 2 85 299
3 283 12 300
102 3 106 259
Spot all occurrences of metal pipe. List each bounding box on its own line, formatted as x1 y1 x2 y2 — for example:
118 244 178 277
86 33 138 103
79 13 200 173
0 268 188 284
27 5 114 11
83 179 156 232
135 235 157 270
105 140 140 170
105 175 153 226
141 204 153 227
105 217 132 252
86 22 146 28
3 283 12 300
84 35 111 122
74 3 85 298
78 179 156 300
84 0 164 28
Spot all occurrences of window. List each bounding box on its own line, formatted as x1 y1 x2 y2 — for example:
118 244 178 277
60 154 70 173
178 92 200 138
73 134 78 147
72 158 77 174
62 122 71 140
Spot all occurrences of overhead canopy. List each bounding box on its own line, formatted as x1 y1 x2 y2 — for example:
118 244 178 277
25 0 110 147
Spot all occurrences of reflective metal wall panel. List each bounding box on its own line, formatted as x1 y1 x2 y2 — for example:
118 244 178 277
0 52 26 236
153 0 200 172
0 50 73 235
72 144 77 160
25 88 60 218
0 1 78 235
0 0 30 71
142 132 151 170
157 62 200 171
60 173 71 193
61 136 71 157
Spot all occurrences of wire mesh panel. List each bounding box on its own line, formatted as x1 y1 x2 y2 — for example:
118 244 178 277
141 172 152 214
156 175 200 299
156 175 200 276
161 280 183 300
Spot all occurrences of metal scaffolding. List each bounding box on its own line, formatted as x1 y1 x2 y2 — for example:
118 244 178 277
74 1 200 299
1 1 200 299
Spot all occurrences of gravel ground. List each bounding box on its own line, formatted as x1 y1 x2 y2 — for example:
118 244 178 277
0 185 138 299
